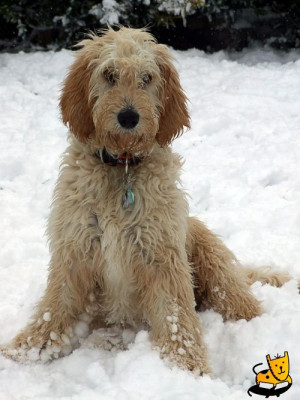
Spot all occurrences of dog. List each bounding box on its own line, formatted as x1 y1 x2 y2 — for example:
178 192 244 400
1 27 291 373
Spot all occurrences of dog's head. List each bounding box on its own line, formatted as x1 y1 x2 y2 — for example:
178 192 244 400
60 27 190 155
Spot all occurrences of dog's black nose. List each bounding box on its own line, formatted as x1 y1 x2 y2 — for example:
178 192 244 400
117 109 140 129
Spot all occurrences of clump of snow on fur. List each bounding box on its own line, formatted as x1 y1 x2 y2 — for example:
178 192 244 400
43 312 51 322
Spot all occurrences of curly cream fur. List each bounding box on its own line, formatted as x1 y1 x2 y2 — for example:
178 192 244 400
1 27 292 373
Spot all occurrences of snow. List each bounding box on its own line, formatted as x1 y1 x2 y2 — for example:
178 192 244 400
0 46 300 399
89 0 124 25
43 312 51 322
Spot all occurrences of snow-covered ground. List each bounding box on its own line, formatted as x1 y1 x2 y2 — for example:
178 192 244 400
0 46 299 399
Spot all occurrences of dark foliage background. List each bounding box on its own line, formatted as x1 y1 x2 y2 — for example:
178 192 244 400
0 0 299 52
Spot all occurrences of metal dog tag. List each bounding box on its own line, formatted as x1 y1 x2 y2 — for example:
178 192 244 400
122 187 135 209
122 158 135 209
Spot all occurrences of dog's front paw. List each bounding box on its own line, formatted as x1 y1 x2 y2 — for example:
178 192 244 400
2 325 76 363
0 342 51 363
159 339 211 375
156 323 211 376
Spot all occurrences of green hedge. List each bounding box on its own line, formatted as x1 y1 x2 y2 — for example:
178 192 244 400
0 0 299 52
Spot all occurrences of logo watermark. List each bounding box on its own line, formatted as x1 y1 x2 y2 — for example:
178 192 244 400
248 351 292 397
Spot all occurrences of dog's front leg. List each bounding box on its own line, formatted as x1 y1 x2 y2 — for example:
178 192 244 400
2 246 99 362
136 250 211 375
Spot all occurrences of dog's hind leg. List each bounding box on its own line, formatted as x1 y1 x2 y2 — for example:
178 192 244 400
186 217 262 321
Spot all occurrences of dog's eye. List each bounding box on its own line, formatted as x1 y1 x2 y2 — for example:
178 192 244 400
103 69 116 85
142 74 152 85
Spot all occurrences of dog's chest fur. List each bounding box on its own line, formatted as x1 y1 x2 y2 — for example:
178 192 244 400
49 140 189 324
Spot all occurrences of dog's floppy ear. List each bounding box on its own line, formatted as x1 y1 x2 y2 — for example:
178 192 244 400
60 40 98 142
155 45 190 147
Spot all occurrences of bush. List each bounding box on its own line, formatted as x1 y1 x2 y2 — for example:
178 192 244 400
0 0 299 52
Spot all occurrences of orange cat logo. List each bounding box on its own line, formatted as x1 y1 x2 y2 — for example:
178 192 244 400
248 351 292 397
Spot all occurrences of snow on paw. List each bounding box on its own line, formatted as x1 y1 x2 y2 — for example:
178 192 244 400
80 326 129 351
0 344 28 362
2 325 78 363
159 336 210 376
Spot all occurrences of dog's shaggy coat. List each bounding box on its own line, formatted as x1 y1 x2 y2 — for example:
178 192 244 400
1 27 291 373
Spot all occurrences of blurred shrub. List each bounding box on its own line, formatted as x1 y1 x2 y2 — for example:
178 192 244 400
0 0 299 51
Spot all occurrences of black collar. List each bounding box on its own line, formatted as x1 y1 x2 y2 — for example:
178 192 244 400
95 148 143 167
